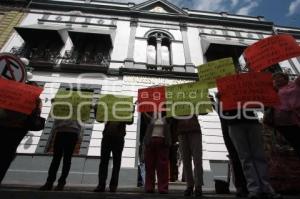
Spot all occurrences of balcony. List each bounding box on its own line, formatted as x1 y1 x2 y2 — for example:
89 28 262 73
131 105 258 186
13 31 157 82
146 64 173 72
10 46 60 69
60 50 110 72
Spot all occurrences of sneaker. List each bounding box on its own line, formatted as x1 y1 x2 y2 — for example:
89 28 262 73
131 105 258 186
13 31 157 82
184 187 194 196
94 186 105 192
39 182 53 191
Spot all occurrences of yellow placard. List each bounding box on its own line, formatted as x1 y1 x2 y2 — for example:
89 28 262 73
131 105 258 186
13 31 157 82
96 94 134 122
166 82 212 117
51 89 93 121
197 57 236 88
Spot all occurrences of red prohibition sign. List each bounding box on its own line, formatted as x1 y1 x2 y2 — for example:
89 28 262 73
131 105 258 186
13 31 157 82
0 53 27 82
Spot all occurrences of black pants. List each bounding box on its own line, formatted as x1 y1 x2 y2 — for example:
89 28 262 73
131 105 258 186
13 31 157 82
276 125 300 157
46 132 78 184
220 119 248 193
0 127 27 184
169 144 179 182
98 134 124 189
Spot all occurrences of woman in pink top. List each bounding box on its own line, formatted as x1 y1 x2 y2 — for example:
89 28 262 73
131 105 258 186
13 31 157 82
272 72 300 157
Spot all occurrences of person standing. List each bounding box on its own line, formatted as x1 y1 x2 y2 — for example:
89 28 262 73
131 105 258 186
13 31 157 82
212 94 248 197
40 119 81 191
143 112 171 194
0 81 42 184
271 73 300 157
171 115 203 197
220 103 281 199
94 121 133 192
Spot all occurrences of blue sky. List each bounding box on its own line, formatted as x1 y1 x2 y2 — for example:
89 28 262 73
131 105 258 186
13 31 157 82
108 0 300 28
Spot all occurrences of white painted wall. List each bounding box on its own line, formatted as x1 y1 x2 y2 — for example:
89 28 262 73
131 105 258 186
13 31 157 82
171 42 185 65
133 39 147 63
187 27 204 66
110 21 130 63
136 27 150 38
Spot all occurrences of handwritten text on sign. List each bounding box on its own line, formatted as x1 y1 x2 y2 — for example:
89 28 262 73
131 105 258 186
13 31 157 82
216 73 279 111
0 78 43 114
138 86 166 112
51 89 93 121
96 94 134 122
244 34 300 71
197 57 236 88
166 82 212 117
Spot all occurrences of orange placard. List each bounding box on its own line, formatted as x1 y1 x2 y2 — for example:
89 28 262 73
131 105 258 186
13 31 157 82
216 73 279 111
244 34 300 71
0 78 43 114
137 86 166 112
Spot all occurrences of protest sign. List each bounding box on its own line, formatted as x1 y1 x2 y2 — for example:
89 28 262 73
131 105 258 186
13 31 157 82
96 94 134 122
166 82 212 117
138 86 166 112
197 57 236 88
216 72 279 111
51 89 93 121
0 78 43 114
244 34 300 71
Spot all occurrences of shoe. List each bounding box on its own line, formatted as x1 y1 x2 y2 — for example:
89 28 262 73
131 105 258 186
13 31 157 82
195 189 202 197
54 183 65 191
184 187 193 196
39 182 53 191
145 189 154 193
236 189 249 198
159 191 168 194
109 186 117 192
248 193 262 199
94 186 105 192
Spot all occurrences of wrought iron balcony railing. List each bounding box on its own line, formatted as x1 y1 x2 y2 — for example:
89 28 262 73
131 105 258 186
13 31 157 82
61 50 110 67
10 46 60 64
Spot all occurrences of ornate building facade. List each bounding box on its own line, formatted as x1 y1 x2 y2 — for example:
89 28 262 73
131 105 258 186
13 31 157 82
1 0 300 189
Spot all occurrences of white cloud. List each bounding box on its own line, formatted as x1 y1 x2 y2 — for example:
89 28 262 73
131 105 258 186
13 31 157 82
287 0 300 16
230 0 239 7
193 0 227 11
236 1 258 15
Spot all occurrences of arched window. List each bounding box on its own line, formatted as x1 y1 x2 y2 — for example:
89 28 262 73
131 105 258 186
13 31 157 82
146 31 172 67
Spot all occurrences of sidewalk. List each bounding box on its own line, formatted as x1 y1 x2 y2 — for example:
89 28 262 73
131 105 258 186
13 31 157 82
0 184 300 199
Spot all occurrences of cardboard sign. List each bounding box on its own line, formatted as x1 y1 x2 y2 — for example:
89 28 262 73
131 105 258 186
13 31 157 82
166 82 212 117
216 72 279 111
0 78 43 114
0 53 26 82
138 86 166 112
96 94 134 122
244 34 300 71
51 89 93 121
198 57 236 88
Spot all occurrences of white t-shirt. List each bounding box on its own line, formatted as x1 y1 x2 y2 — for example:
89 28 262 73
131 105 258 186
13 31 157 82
151 113 164 137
